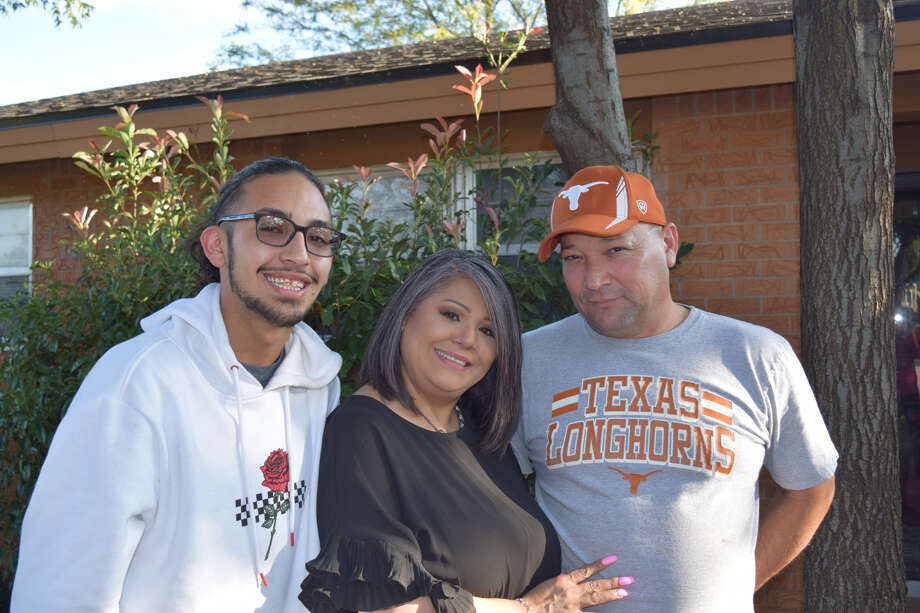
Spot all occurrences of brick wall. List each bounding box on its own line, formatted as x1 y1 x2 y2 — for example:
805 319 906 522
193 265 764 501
654 83 802 354
652 84 806 613
0 157 100 284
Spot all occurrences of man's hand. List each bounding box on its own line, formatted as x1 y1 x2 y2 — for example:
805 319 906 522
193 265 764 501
755 475 835 589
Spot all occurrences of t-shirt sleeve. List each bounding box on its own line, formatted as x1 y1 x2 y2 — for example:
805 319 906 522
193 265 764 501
762 339 839 490
299 406 474 613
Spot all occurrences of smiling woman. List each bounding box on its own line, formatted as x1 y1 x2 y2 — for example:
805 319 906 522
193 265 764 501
398 275 498 429
299 249 632 613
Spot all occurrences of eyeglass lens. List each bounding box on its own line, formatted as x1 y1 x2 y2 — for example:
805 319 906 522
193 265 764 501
255 214 338 256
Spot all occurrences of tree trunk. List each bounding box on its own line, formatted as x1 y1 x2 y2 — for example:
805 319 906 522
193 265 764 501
542 0 635 174
794 0 903 610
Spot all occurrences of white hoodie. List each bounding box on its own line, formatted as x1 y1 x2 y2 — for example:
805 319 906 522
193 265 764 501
12 283 341 612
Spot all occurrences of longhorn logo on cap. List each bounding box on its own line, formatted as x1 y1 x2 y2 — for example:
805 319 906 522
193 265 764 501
558 181 608 211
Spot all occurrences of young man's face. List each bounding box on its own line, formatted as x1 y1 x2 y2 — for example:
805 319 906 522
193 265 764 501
560 222 678 339
221 172 333 329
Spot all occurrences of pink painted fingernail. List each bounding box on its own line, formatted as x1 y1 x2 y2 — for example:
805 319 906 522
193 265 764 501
616 589 629 597
619 576 634 586
602 555 618 565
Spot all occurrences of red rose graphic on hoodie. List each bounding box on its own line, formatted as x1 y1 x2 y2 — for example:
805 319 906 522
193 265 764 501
261 449 290 492
259 449 291 560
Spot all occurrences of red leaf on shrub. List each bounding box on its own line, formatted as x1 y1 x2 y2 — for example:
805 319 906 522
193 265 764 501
485 207 500 230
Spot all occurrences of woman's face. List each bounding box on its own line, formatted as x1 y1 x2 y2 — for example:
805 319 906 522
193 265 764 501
400 275 498 409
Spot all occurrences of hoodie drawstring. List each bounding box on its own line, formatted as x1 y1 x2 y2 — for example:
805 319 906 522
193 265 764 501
230 365 267 588
282 387 296 548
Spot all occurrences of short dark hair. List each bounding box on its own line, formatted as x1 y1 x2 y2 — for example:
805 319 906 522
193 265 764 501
358 249 522 456
189 157 327 286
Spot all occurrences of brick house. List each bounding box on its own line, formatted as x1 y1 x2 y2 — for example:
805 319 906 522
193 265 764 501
0 0 919 610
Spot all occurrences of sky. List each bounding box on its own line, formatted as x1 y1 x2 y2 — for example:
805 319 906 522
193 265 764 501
0 0 697 107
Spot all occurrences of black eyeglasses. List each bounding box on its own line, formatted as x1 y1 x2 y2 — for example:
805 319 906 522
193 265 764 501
217 212 346 257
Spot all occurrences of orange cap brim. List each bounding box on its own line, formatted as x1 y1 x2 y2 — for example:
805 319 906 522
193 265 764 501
537 216 640 262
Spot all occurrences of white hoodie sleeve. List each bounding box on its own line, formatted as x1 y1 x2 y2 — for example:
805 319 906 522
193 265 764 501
11 355 159 612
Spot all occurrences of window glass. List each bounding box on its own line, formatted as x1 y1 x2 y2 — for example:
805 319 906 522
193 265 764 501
317 157 564 252
473 160 567 254
0 274 29 301
361 174 426 225
0 201 31 300
0 204 31 269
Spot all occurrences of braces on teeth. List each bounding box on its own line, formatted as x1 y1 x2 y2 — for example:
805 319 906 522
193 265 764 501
268 276 304 290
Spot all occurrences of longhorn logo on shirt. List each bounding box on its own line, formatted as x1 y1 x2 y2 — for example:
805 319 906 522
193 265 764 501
557 181 608 211
608 466 661 494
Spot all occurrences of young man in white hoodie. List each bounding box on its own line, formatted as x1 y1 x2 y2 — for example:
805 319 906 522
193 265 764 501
12 157 345 612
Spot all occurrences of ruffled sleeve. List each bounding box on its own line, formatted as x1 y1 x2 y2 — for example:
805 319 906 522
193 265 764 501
299 398 475 613
302 537 473 613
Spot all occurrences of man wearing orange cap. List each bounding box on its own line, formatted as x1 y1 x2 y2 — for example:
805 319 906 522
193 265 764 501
512 165 838 612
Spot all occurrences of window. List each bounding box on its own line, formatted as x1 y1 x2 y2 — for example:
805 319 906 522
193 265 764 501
461 154 567 254
0 199 32 300
318 168 423 227
317 153 565 253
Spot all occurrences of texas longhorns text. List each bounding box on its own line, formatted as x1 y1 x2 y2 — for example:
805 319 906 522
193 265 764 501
543 375 738 477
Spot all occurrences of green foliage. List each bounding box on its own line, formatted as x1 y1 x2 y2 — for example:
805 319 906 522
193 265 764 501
0 99 240 583
0 0 92 27
674 241 694 268
627 110 661 167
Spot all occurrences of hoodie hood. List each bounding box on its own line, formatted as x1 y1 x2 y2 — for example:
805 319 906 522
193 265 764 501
140 283 341 397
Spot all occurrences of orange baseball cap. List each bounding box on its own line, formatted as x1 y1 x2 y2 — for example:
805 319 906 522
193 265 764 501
537 165 667 262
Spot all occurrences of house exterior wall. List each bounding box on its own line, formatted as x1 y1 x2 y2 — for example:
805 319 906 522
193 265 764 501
654 83 801 351
0 157 97 284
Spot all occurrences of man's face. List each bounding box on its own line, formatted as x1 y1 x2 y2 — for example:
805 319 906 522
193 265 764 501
221 172 333 329
560 222 678 339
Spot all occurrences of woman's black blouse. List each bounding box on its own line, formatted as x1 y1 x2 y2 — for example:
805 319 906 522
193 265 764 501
299 395 561 613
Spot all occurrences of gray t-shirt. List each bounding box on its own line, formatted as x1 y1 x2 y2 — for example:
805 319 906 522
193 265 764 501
512 307 838 613
241 348 285 388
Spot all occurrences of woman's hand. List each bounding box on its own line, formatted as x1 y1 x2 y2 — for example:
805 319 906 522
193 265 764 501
520 556 632 613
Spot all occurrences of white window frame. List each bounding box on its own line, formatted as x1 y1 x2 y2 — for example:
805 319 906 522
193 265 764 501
457 152 564 253
315 151 563 252
0 197 33 297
